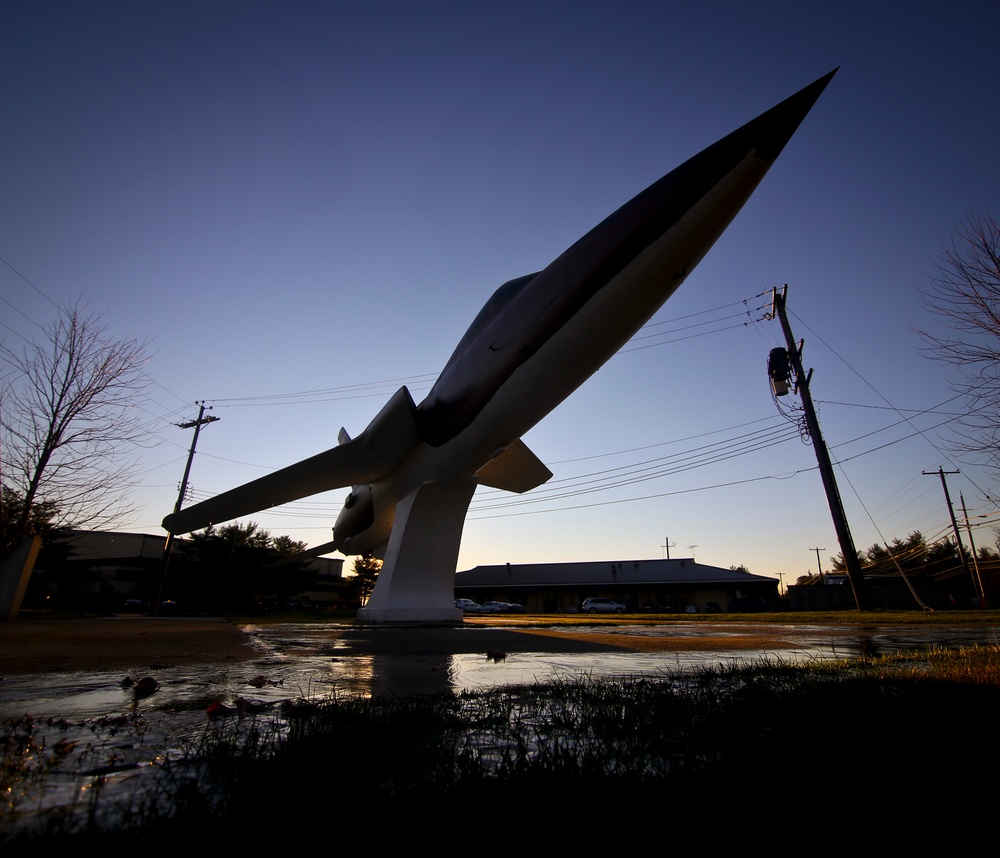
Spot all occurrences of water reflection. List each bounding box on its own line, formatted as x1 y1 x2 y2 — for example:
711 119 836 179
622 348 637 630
242 621 1000 697
784 623 1000 661
3 622 999 721
1 620 997 833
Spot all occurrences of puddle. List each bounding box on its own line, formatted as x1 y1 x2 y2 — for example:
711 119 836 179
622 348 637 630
2 620 998 834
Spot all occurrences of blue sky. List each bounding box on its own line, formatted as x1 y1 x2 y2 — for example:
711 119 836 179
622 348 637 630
3 1 999 588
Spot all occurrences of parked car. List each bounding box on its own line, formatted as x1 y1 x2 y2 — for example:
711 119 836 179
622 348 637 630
684 604 699 613
704 601 722 613
581 597 626 613
483 601 527 613
123 599 145 612
478 601 508 613
455 599 482 613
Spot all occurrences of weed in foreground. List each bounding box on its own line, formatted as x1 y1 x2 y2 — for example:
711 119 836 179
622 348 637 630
3 645 999 849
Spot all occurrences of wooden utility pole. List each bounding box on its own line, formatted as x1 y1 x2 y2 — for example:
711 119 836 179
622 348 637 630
771 286 867 609
810 547 826 584
155 402 219 612
959 492 988 607
923 468 983 607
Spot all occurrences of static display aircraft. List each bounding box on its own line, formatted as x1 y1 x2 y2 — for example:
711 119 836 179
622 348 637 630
163 70 838 621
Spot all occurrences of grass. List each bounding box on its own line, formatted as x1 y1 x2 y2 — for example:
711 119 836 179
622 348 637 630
3 643 998 850
231 608 1000 627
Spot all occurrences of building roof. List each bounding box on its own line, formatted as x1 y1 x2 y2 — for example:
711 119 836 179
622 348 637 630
455 558 775 589
53 530 344 576
60 530 166 562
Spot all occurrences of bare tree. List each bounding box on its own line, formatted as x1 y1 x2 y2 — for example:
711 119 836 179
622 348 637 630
919 214 1000 468
0 302 152 550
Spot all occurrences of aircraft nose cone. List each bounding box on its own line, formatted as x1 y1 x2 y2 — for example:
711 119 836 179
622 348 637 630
748 68 838 163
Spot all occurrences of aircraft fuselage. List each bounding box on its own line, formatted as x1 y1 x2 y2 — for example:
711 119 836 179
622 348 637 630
162 70 838 621
334 70 837 556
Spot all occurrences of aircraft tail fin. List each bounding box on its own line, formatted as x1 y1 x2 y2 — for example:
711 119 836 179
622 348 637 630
475 439 552 493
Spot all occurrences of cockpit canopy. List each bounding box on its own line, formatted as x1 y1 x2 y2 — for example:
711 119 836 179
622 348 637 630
436 272 537 377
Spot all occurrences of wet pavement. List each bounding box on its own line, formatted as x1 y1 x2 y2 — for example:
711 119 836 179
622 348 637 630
4 619 1000 721
2 619 998 833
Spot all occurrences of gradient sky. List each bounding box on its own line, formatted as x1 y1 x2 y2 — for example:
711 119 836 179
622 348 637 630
3 1 999 590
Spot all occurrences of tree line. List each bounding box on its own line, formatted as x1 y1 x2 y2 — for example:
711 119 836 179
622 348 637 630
801 530 999 605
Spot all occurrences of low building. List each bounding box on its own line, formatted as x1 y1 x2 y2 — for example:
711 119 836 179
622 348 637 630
31 530 167 607
27 530 347 612
455 558 779 613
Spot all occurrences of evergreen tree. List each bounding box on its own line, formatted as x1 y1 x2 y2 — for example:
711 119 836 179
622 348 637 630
349 553 381 606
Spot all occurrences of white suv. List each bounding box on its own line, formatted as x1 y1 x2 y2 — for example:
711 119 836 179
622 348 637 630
581 597 626 613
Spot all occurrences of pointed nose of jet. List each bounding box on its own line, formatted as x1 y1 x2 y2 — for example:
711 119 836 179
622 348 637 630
740 67 838 163
653 68 839 207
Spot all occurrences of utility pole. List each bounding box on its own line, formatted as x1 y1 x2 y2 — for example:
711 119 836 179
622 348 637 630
960 492 988 607
770 286 867 608
156 402 219 612
923 468 976 606
810 547 826 584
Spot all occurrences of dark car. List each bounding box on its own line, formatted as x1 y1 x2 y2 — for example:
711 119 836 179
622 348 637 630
704 601 722 613
477 601 526 613
581 597 626 614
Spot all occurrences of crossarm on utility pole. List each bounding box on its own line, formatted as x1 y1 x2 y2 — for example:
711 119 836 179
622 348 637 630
156 402 219 612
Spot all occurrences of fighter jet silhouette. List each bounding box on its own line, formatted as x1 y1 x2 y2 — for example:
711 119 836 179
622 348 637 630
163 70 837 621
